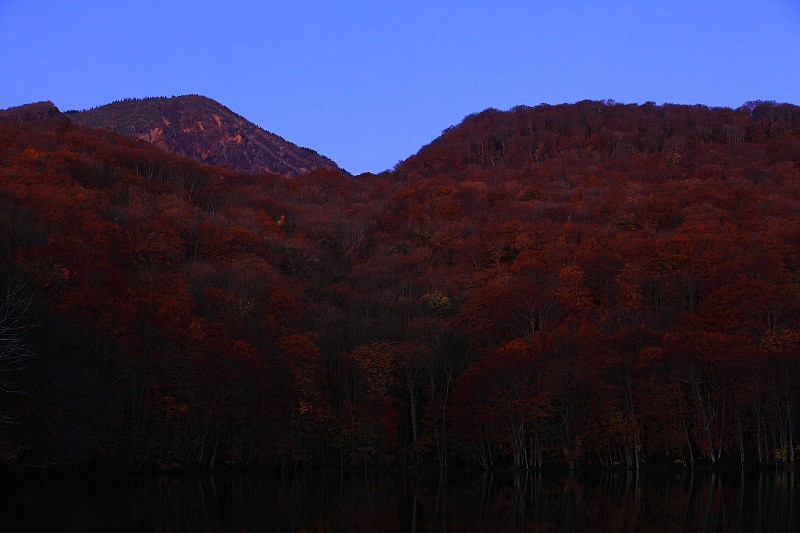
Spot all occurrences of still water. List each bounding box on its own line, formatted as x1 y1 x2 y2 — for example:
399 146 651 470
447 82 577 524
3 469 797 532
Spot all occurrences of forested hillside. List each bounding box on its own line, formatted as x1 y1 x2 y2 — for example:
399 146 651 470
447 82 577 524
1 100 799 471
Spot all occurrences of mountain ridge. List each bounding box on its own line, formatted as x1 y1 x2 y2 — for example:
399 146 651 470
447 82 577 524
0 101 64 122
57 95 343 176
0 96 343 177
64 95 343 176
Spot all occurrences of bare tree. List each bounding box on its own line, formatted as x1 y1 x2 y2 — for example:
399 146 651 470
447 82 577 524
0 279 34 424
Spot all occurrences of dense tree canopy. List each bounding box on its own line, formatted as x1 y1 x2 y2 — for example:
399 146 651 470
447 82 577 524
1 100 799 471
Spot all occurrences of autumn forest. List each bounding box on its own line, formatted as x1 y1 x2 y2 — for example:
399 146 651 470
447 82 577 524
1 100 800 472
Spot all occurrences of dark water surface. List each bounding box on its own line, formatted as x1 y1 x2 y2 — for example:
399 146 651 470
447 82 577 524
3 469 797 532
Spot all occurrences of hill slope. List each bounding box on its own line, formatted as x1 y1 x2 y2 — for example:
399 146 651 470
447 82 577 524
396 99 800 179
0 101 63 122
66 95 342 176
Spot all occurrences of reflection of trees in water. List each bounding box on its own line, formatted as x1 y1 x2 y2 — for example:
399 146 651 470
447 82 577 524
421 469 796 533
3 470 797 531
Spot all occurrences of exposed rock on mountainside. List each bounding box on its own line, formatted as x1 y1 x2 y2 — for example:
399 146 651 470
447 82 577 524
65 95 342 176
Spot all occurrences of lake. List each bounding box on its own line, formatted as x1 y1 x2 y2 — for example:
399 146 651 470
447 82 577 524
3 469 797 532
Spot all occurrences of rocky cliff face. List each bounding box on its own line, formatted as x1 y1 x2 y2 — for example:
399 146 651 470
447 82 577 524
65 95 342 176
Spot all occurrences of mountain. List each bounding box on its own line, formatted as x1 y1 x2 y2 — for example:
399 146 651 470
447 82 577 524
2 99 800 473
395 99 800 179
65 95 342 176
0 101 64 122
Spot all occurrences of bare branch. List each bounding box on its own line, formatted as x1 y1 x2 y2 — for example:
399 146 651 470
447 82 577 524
0 278 35 419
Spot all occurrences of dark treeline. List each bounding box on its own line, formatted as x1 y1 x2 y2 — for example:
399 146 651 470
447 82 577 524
0 100 799 472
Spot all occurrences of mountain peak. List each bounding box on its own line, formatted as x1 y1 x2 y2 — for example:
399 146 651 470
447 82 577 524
65 95 342 176
0 101 63 122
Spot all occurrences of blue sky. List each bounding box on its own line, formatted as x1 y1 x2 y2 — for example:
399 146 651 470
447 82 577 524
1 1 799 174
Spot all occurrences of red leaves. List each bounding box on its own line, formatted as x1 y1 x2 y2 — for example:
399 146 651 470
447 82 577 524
556 265 593 311
4 100 800 469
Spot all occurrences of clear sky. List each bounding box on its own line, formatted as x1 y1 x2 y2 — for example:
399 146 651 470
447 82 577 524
1 1 799 174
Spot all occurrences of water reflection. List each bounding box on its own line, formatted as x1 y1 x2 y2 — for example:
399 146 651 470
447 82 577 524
3 469 796 532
